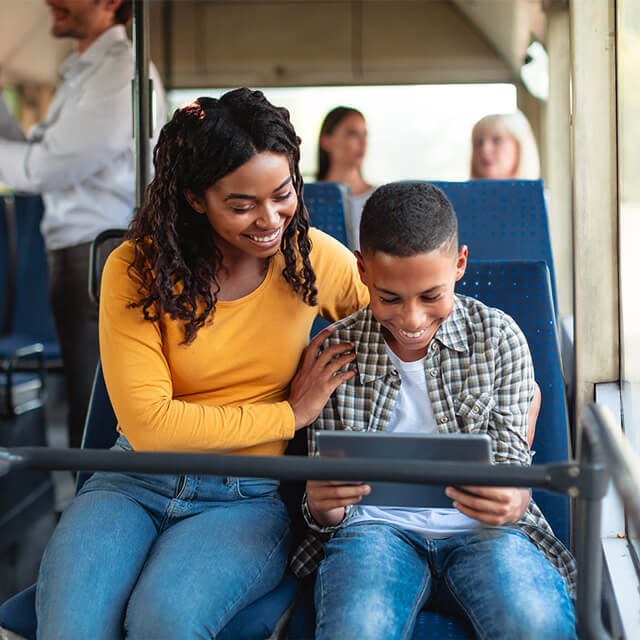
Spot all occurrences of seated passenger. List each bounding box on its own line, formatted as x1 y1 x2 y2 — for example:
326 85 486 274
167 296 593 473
471 111 540 180
35 89 369 639
291 182 576 640
316 106 375 250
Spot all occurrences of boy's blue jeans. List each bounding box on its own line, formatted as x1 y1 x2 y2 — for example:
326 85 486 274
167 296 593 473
315 522 576 640
35 439 291 640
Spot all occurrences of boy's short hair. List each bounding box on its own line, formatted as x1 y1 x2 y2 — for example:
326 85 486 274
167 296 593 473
359 182 458 257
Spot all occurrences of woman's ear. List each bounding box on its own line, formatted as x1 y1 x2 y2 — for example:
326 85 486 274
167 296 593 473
184 189 205 214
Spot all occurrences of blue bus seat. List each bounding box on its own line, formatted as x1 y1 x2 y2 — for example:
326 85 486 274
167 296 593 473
0 195 60 363
457 260 571 546
429 180 557 314
304 182 351 248
0 260 570 640
0 362 306 639
288 259 570 640
305 181 352 337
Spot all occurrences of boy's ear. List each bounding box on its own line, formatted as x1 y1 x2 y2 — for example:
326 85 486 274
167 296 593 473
454 245 468 282
184 189 205 214
354 250 369 286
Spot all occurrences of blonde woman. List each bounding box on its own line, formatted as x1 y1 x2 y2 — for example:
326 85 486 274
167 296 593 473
470 112 540 180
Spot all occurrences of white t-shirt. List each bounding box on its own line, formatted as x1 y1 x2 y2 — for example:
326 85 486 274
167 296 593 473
348 343 480 538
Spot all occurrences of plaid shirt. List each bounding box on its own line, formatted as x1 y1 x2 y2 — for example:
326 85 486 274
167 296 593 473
289 296 577 597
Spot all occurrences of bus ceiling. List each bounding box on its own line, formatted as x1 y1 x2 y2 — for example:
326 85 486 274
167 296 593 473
0 0 554 91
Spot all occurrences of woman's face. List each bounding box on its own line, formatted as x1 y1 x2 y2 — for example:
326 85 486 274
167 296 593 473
185 151 297 261
472 127 519 179
321 112 367 171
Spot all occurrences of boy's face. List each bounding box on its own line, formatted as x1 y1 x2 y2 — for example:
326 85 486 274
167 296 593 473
356 245 468 362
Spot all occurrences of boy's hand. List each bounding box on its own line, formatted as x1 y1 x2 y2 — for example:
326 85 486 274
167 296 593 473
288 327 357 430
306 480 371 527
445 486 531 525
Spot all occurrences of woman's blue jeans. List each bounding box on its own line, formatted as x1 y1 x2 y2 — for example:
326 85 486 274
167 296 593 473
35 440 291 640
315 522 576 640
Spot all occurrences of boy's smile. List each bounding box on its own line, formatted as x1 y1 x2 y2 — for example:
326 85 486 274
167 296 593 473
356 245 467 361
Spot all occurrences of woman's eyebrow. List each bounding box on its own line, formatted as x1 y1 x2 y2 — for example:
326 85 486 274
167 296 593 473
224 176 292 201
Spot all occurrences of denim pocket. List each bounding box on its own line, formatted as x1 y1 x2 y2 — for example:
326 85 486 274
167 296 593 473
454 392 494 433
236 477 281 499
111 434 134 452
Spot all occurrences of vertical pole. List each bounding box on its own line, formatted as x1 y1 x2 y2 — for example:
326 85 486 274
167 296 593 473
132 0 151 210
575 423 610 640
544 6 573 321
570 1 619 434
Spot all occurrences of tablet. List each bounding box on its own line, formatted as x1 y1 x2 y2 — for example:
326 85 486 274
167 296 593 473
316 431 493 508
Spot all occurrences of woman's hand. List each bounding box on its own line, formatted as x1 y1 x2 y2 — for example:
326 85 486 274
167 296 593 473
306 480 371 527
445 486 531 525
288 327 357 429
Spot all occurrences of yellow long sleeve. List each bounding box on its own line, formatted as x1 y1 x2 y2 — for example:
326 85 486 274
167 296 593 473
99 229 369 455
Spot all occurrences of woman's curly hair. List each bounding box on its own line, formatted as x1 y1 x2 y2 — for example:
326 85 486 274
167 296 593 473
127 88 317 344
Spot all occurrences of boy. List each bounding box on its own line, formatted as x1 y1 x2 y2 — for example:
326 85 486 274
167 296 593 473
291 182 576 639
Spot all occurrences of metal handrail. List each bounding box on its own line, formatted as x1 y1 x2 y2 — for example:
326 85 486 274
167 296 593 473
0 447 604 496
581 403 640 534
575 402 640 640
4 403 637 640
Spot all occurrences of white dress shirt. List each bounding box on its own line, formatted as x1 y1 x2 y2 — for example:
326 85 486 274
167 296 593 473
0 25 167 250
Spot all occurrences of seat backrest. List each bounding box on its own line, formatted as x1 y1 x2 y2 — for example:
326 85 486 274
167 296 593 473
76 229 126 490
431 180 558 312
303 182 351 248
9 196 58 346
88 228 127 304
77 362 118 491
456 260 570 546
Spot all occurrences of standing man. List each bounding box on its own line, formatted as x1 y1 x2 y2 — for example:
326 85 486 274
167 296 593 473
0 0 167 447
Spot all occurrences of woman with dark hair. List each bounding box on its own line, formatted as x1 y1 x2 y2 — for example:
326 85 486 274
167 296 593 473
35 89 368 639
316 106 374 250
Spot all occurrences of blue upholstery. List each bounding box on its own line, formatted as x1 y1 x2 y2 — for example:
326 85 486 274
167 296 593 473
457 260 570 546
0 195 60 361
0 198 9 335
304 180 557 312
0 259 569 640
0 362 303 639
304 182 350 248
304 182 352 336
0 585 35 640
430 180 557 312
289 259 570 640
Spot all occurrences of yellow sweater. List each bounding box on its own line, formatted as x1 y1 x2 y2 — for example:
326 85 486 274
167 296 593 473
99 228 369 455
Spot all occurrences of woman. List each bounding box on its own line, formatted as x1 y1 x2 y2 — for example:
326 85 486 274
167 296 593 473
316 106 374 250
35 89 369 639
470 111 540 180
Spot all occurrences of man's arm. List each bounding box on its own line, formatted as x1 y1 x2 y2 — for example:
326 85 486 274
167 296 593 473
0 95 27 143
0 80 134 193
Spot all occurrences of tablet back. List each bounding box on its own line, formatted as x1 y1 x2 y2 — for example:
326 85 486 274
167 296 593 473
316 431 492 508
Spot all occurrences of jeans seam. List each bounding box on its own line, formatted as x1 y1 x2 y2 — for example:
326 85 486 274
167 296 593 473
316 562 326 633
442 574 488 640
399 565 431 640
213 511 290 630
